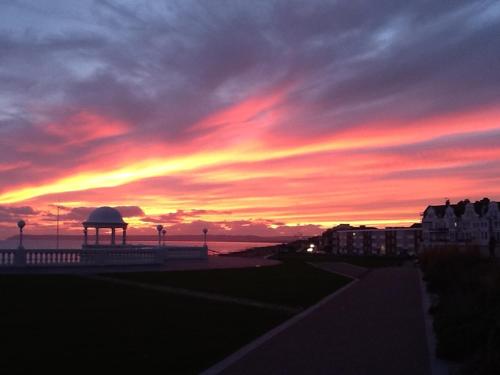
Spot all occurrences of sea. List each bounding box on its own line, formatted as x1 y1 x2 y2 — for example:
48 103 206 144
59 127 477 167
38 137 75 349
0 238 279 255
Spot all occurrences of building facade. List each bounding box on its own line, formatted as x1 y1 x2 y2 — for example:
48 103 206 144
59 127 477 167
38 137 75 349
321 224 422 256
422 199 500 249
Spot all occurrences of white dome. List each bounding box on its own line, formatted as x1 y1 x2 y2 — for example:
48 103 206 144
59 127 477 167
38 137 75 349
85 206 125 224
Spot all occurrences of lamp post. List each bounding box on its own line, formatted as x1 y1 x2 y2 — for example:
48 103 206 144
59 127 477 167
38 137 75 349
203 228 208 246
17 220 26 249
156 225 163 247
162 229 166 246
56 205 60 250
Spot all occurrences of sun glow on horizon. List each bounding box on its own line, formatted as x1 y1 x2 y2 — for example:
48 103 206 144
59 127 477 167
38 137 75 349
1 89 500 237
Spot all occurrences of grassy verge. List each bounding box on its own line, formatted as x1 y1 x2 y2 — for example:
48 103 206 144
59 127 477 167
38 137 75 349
0 274 287 374
419 248 500 374
0 261 351 374
106 260 351 308
271 252 407 268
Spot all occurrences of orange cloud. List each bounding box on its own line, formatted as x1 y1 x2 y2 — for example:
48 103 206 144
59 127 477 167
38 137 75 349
44 111 129 145
1 89 499 238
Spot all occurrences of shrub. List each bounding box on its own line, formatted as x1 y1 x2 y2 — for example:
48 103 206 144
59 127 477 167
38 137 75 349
420 247 500 373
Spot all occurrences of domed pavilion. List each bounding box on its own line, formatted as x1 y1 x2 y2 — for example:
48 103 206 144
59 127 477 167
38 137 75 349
82 206 128 247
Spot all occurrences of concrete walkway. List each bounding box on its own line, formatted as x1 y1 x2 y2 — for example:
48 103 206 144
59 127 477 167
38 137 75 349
0 255 280 274
215 266 431 375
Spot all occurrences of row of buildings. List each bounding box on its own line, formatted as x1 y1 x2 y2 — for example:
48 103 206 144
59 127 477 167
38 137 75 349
320 198 499 256
320 224 422 256
422 198 499 247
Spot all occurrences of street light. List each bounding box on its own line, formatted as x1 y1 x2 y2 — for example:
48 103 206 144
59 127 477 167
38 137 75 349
162 229 166 246
17 220 26 249
203 228 208 246
156 225 163 247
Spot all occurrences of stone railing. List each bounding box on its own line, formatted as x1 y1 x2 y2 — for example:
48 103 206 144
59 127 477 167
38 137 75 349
0 245 208 268
0 248 83 267
158 245 208 260
26 249 81 266
80 248 160 266
0 249 16 266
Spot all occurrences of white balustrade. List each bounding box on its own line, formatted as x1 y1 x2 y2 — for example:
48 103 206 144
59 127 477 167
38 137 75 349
0 250 16 266
163 246 208 260
0 245 208 269
25 249 81 266
80 248 161 266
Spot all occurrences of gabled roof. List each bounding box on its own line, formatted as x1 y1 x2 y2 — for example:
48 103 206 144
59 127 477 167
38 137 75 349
424 198 499 218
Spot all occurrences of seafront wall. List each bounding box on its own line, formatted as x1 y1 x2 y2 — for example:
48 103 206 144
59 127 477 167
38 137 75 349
0 245 208 268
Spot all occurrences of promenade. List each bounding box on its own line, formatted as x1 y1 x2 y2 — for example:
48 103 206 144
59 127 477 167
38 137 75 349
214 265 431 375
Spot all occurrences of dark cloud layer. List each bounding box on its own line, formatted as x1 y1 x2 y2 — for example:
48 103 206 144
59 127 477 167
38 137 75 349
160 219 322 237
30 205 321 236
1 0 499 184
139 209 321 236
56 205 145 221
0 205 38 222
141 209 232 224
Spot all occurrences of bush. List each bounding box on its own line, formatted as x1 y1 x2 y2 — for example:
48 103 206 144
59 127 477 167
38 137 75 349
419 247 500 373
419 246 481 294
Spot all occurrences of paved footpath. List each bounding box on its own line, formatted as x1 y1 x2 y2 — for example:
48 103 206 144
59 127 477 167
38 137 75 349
218 266 431 375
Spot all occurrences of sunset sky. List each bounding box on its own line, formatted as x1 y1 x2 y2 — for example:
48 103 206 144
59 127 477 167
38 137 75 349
1 1 500 238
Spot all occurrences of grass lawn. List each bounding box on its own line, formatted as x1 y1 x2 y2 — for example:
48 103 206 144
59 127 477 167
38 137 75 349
272 253 407 268
0 274 288 374
106 260 352 308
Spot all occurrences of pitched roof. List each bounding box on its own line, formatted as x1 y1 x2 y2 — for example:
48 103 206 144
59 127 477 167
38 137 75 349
424 198 499 218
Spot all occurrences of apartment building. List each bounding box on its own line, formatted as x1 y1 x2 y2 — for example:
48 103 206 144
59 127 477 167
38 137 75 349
321 224 422 256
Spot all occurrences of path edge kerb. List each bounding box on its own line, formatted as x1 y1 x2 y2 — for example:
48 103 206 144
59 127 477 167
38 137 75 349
418 269 449 375
201 276 358 375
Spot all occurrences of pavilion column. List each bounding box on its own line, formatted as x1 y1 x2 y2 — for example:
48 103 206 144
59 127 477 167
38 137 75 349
111 228 116 245
122 227 127 245
83 227 88 246
95 228 99 245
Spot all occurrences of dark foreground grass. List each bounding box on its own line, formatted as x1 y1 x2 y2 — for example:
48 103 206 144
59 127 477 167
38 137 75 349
0 274 288 374
272 252 406 268
106 260 351 308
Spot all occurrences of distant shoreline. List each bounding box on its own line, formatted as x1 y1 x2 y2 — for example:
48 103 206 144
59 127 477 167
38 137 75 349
223 243 288 257
3 234 298 243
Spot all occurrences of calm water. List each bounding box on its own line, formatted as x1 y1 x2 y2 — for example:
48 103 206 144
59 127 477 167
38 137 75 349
0 238 279 254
